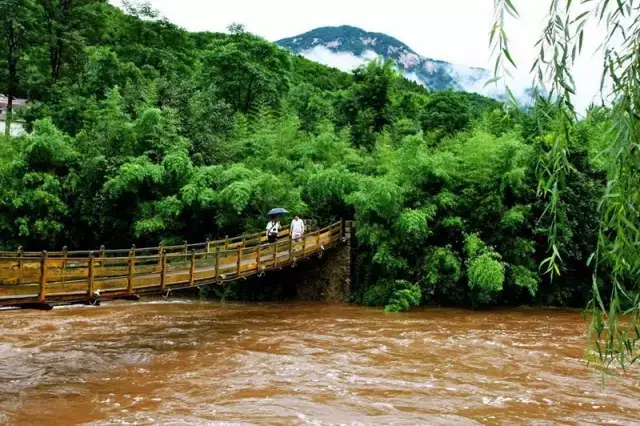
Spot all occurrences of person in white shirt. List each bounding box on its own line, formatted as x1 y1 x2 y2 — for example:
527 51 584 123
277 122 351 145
266 217 281 243
290 215 305 242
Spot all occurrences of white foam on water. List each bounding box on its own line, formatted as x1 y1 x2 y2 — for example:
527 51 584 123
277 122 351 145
482 396 514 406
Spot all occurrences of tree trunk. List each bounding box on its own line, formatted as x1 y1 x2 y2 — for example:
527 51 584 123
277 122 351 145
52 37 63 82
4 96 12 137
42 0 73 83
243 77 255 114
5 63 16 137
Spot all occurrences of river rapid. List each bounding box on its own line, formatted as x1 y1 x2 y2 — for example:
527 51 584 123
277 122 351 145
0 301 638 425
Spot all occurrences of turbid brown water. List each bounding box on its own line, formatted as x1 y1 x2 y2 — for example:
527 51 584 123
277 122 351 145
0 301 638 425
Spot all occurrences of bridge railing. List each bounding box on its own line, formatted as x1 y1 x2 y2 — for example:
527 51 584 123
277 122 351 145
0 221 344 306
0 219 320 259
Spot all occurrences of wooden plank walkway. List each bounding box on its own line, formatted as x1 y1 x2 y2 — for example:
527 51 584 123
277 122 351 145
0 221 344 307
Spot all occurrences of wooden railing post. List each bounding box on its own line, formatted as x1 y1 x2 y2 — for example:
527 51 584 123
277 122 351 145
256 244 261 273
272 241 277 267
288 236 293 263
87 252 95 300
17 246 23 285
160 250 167 291
61 245 68 282
224 236 229 250
214 247 220 280
127 246 135 295
189 250 196 287
241 235 246 248
206 238 210 254
39 251 48 303
237 248 242 275
302 235 306 259
183 240 188 255
157 243 164 271
99 245 105 266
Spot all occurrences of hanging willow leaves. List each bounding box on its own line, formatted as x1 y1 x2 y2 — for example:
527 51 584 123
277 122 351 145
492 0 640 376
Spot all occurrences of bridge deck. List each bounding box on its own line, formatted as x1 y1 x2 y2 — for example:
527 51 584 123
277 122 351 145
0 221 344 307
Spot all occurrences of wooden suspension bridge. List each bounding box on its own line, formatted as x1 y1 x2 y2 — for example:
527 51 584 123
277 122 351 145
0 220 345 309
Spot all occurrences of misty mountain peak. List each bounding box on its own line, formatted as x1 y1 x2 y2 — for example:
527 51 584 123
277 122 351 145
277 26 491 93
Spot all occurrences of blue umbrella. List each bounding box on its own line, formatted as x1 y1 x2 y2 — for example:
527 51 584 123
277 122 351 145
267 207 288 216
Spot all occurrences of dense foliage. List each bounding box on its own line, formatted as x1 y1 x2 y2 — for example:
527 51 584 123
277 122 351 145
0 1 622 312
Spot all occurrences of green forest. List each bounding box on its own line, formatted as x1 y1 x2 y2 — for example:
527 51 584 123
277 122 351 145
0 0 629 312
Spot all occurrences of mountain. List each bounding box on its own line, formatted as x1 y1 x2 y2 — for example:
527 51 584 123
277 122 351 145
277 25 492 94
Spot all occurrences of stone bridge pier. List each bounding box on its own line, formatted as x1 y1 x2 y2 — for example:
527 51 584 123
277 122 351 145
294 220 355 302
241 221 356 302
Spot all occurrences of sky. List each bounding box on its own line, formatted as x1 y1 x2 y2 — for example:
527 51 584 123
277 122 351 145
119 0 605 111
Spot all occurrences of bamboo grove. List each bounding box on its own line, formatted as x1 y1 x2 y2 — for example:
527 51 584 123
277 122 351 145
0 0 637 358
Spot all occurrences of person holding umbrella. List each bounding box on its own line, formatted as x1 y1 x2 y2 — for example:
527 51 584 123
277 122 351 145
266 208 287 243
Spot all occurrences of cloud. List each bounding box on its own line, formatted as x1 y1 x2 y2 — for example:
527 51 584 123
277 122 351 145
446 63 533 104
299 46 377 72
404 72 422 85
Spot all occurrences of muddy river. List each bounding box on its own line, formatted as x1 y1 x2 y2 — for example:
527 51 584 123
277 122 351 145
0 301 638 425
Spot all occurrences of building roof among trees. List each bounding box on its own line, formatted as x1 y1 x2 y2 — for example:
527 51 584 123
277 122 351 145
0 94 27 109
